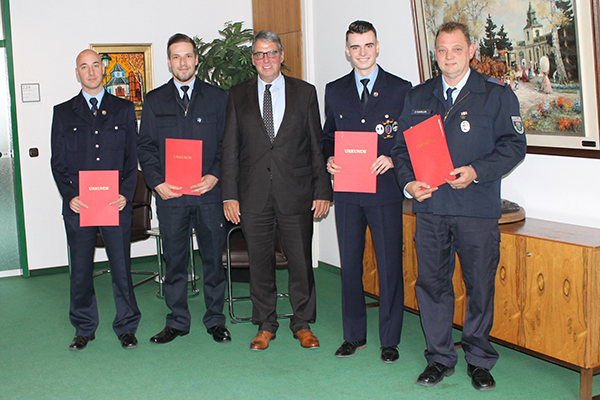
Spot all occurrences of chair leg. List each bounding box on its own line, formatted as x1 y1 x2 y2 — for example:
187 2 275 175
189 233 199 296
131 270 159 287
225 227 252 324
276 293 293 318
224 225 293 323
93 268 111 277
154 235 164 298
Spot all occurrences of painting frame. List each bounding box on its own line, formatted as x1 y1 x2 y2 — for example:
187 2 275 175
90 43 154 119
410 0 600 158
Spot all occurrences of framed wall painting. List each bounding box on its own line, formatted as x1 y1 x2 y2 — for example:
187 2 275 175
410 0 600 157
90 43 153 119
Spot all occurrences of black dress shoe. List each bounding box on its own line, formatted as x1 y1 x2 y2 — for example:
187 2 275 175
207 324 231 343
150 326 189 344
69 335 95 351
118 333 138 349
334 339 367 357
416 362 455 386
381 345 399 363
467 364 496 391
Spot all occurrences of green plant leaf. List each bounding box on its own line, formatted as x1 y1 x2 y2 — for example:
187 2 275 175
195 21 256 91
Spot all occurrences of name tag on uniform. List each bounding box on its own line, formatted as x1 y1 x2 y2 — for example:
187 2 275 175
411 109 432 116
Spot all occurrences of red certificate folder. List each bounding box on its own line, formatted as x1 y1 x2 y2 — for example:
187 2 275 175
333 131 378 193
403 115 455 188
165 138 203 196
79 170 119 227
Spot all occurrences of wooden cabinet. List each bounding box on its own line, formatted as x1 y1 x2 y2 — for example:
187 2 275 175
490 232 522 346
362 200 600 399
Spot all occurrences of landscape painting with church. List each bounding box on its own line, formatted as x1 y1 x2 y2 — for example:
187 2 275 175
422 0 582 137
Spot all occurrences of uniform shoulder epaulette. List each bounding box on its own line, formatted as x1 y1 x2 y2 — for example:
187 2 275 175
414 76 436 88
485 76 508 87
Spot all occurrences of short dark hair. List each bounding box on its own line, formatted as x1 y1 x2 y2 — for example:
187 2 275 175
435 22 471 46
167 33 198 57
252 30 283 52
346 20 377 43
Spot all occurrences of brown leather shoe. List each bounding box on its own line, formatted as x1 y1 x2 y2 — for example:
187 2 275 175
294 329 320 348
250 331 275 350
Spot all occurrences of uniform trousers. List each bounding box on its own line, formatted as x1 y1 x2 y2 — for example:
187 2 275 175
335 201 404 347
157 203 226 331
241 190 316 334
64 207 140 337
414 212 500 370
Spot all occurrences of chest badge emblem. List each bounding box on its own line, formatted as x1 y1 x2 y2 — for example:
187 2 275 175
460 120 471 133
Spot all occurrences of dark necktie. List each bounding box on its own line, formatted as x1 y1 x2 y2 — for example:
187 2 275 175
445 87 456 110
360 78 370 107
90 97 98 117
263 84 275 143
181 85 190 109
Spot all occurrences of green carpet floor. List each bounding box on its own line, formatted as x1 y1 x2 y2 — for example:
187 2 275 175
0 259 596 399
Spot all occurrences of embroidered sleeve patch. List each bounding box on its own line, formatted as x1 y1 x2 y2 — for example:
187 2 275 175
511 116 524 134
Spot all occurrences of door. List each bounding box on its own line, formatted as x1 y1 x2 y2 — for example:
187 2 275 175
0 0 26 275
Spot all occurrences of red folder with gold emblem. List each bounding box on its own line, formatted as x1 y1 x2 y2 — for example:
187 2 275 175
79 170 119 227
334 131 378 193
403 115 455 188
165 138 203 196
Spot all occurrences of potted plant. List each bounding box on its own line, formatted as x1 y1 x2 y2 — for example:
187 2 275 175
195 21 256 91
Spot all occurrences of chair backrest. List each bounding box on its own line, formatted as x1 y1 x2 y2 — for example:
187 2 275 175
223 224 288 269
95 170 152 247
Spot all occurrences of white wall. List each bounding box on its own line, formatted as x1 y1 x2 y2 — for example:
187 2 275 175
502 154 600 227
305 0 600 268
10 0 252 271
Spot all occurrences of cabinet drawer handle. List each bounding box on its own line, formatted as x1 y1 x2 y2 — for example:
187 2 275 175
526 252 532 257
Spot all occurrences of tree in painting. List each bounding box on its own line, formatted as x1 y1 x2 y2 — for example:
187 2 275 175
479 14 498 57
546 0 577 83
496 25 513 52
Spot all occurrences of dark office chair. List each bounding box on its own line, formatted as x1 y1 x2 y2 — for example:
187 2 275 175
223 224 292 323
92 170 157 286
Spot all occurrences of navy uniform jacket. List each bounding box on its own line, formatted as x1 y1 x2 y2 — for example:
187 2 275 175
138 78 227 206
321 67 411 206
391 69 526 218
51 92 138 215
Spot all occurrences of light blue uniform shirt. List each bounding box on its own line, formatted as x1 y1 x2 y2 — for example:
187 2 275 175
82 88 106 110
442 68 471 103
354 65 379 98
174 79 196 100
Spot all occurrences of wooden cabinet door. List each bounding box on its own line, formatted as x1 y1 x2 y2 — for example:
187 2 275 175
522 237 590 366
403 214 419 311
362 227 379 297
452 258 467 326
490 233 524 344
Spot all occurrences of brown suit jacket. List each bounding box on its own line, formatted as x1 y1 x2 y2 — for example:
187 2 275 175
221 75 332 215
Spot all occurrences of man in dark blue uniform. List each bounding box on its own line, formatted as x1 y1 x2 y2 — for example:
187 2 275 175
321 20 411 363
138 34 231 345
51 49 141 350
391 22 526 390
